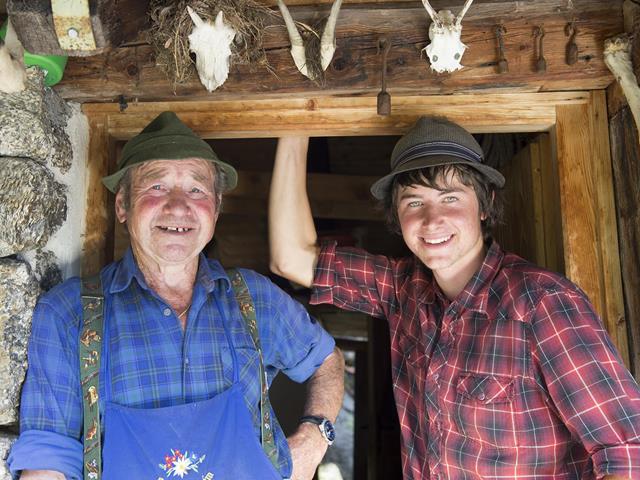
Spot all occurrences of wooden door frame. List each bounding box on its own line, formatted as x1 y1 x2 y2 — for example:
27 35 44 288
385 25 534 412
81 90 629 366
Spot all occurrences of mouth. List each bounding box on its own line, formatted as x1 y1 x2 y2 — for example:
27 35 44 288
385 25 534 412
157 226 194 233
421 234 453 246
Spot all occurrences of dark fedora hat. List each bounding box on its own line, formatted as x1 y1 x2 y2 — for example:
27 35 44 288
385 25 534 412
370 116 505 200
102 111 238 193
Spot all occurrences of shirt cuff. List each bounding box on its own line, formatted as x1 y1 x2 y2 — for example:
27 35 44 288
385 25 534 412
310 242 338 306
283 327 336 383
591 444 640 479
8 429 83 480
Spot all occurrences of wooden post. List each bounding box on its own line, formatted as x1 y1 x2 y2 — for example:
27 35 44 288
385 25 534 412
555 91 629 365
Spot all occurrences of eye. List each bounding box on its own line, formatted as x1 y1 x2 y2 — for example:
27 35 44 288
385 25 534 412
190 187 202 193
442 196 458 203
151 184 163 191
408 200 423 208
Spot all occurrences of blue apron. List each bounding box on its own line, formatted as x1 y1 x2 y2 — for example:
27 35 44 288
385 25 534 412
81 274 283 480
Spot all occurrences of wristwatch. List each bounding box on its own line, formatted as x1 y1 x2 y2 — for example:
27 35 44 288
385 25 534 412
299 415 336 445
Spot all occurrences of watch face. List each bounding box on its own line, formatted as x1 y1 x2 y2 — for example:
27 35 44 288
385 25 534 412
323 420 336 443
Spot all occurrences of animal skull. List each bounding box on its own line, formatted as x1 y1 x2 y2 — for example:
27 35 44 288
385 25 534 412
277 0 343 82
421 0 474 73
187 7 236 92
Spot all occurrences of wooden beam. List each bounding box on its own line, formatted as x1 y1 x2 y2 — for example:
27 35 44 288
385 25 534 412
555 91 629 365
224 170 380 220
57 0 621 102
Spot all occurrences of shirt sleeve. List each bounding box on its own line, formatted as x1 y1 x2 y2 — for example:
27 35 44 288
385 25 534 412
243 270 335 383
9 279 84 475
311 242 398 319
530 288 640 478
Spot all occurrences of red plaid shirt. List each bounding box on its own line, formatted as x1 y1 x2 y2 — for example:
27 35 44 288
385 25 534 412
312 240 640 479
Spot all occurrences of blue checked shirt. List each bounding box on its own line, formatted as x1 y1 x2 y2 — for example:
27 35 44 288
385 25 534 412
9 248 335 479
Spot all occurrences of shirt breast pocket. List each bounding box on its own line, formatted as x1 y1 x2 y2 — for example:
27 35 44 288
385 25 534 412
453 372 517 448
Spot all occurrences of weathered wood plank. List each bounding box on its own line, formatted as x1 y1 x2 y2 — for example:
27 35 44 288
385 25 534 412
555 93 629 366
57 0 621 102
609 106 640 378
82 114 114 276
81 91 589 140
8 0 150 56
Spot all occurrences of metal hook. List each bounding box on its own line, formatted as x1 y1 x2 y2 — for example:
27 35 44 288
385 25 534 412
495 24 508 73
565 21 578 65
534 26 547 73
377 36 392 116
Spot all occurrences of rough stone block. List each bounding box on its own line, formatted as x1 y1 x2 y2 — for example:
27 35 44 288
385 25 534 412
0 432 17 480
0 157 67 257
0 69 72 172
0 259 39 425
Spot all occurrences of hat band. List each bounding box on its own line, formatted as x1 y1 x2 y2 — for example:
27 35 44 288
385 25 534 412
394 141 483 169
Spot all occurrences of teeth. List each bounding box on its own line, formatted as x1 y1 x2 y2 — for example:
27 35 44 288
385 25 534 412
424 235 451 245
162 226 190 232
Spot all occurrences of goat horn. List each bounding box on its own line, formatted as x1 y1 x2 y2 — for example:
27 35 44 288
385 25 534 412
320 0 343 71
277 0 309 77
186 6 204 28
456 0 475 26
421 0 442 27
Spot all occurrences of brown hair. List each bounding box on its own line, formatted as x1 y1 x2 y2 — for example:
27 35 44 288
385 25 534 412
382 163 503 240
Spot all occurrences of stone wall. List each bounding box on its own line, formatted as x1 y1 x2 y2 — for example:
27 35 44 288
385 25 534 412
0 68 87 478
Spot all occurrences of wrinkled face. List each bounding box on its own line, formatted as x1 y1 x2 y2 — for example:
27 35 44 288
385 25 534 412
188 11 236 92
115 159 219 269
424 10 466 73
396 170 485 281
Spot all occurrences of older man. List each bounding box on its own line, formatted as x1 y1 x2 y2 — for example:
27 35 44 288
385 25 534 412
269 117 640 479
9 111 344 480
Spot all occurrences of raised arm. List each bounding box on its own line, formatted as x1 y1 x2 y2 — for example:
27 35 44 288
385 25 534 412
269 136 320 287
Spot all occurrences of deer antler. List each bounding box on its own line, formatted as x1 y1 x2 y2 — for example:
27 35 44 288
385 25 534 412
455 0 475 27
277 0 309 77
421 0 443 28
320 0 343 71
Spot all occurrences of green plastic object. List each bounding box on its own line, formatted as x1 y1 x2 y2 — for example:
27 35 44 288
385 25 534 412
1 20 68 86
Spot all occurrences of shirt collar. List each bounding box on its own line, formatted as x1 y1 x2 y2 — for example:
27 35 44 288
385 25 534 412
419 240 503 313
108 248 232 294
455 240 503 313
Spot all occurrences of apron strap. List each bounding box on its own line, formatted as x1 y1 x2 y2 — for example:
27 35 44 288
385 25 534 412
80 274 104 480
226 268 279 470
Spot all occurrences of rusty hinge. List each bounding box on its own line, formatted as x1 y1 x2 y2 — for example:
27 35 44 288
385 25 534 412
51 0 97 51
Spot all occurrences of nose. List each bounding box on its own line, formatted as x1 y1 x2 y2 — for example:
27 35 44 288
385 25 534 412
420 203 444 229
162 189 190 216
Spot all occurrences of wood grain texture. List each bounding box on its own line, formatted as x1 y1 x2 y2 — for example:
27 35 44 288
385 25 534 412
55 0 621 102
609 106 640 377
555 93 629 366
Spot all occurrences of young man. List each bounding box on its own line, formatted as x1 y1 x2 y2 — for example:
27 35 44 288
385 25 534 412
269 117 640 479
9 112 344 480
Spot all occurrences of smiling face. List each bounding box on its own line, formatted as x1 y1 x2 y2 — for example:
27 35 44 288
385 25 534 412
115 158 219 271
396 169 487 288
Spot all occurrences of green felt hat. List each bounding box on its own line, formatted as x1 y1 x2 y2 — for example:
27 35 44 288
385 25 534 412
102 111 238 193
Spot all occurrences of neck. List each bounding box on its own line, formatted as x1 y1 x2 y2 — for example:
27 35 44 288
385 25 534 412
434 240 487 301
133 248 199 328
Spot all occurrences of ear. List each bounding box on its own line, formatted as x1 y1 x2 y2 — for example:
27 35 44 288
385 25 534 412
115 189 128 224
480 190 496 221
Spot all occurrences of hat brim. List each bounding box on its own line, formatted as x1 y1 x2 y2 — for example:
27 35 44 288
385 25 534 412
370 154 505 200
102 158 238 194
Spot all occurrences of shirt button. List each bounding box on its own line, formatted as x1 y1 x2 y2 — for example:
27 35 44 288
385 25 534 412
433 373 439 382
478 393 486 401
184 357 190 366
163 307 171 316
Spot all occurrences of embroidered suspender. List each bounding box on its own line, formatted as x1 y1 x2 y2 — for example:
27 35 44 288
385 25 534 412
79 270 278 478
80 275 104 480
226 268 279 469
